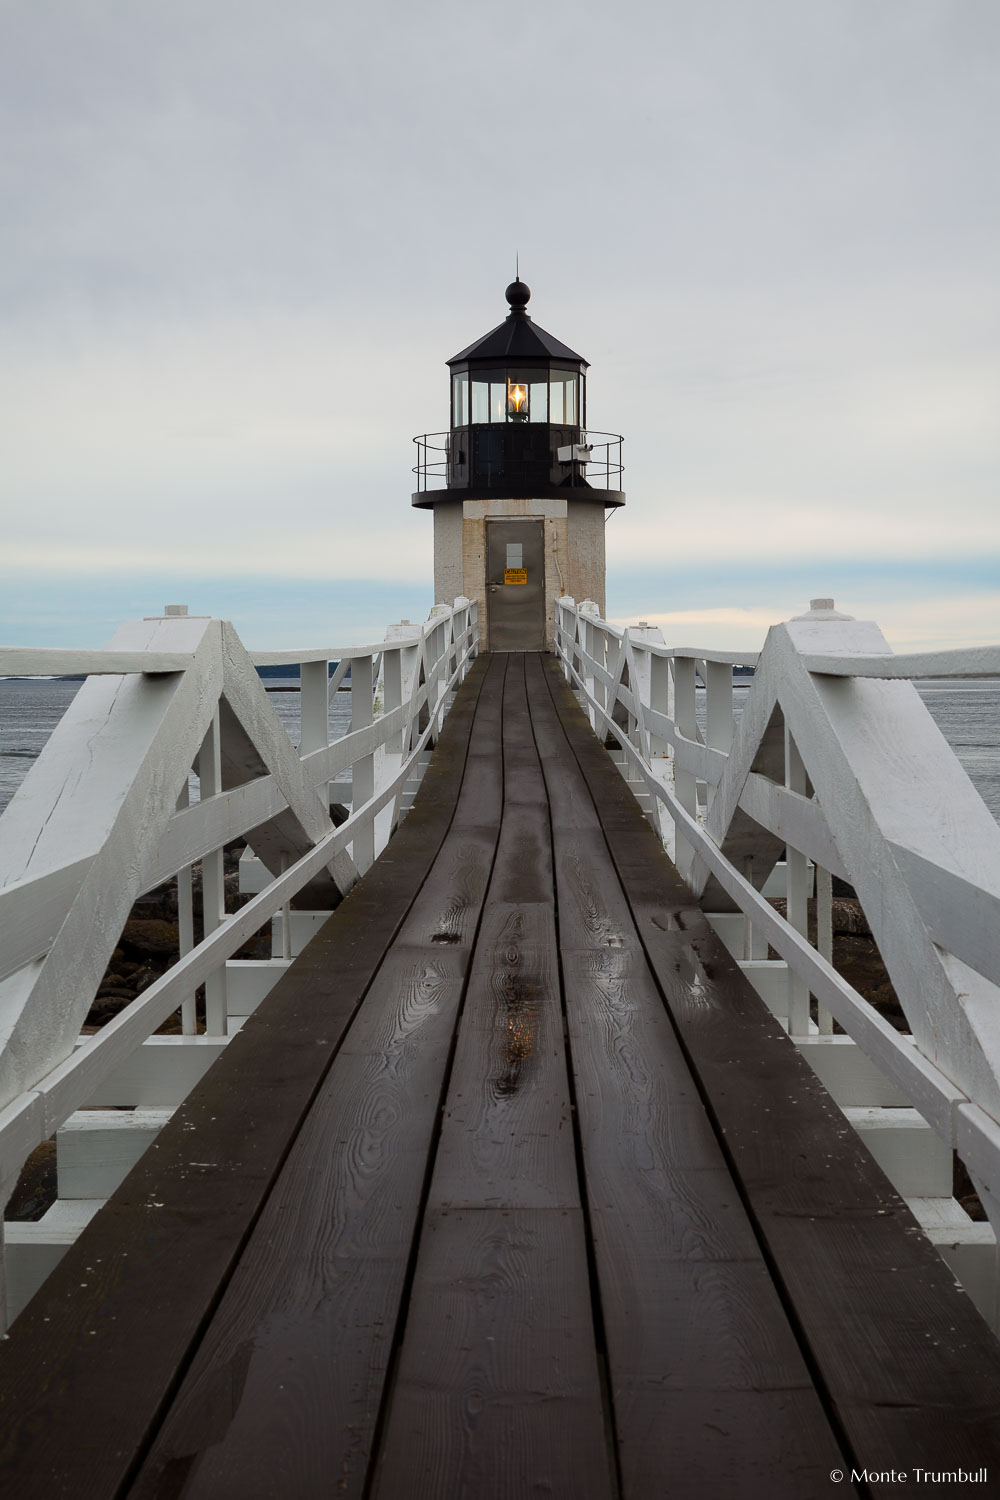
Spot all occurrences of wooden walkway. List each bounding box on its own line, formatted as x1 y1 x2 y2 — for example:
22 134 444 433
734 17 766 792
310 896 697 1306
3 652 1000 1498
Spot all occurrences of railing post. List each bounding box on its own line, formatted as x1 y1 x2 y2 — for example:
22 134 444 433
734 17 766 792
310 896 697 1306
175 781 197 1034
424 605 452 736
300 659 331 818
580 601 603 731
647 649 675 860
197 708 228 1036
705 660 733 813
350 654 375 874
816 864 834 1033
785 726 811 1036
673 656 698 879
300 661 330 756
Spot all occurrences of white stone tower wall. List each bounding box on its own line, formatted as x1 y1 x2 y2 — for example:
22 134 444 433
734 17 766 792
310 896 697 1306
433 496 608 649
433 505 464 607
566 500 607 618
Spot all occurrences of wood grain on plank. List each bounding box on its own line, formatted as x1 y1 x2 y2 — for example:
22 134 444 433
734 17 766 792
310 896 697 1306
434 915 577 1211
125 662 512 1500
0 659 496 1500
433 661 578 1211
613 1386 855 1500
372 656 611 1495
539 653 1000 1476
525 654 847 1487
371 1209 614 1500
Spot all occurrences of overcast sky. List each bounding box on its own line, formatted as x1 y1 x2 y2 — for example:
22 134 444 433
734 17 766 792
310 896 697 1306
2 0 998 651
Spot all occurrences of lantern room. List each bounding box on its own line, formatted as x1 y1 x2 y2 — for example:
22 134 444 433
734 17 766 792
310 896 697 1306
413 278 624 651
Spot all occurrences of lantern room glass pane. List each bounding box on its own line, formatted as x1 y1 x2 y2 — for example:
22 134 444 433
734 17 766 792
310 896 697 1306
471 375 491 423
452 371 469 426
528 380 548 423
490 380 507 423
549 370 579 425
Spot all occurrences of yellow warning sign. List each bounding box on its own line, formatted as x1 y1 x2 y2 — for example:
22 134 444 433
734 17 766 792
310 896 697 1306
504 569 528 585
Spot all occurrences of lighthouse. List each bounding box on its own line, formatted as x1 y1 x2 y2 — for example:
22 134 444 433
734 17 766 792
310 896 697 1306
412 278 624 651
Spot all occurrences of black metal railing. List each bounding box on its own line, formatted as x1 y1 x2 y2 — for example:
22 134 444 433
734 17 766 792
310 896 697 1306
412 429 624 495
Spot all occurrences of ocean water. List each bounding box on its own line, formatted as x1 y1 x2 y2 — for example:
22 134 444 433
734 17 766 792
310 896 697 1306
702 678 1000 825
0 678 354 818
1 674 998 824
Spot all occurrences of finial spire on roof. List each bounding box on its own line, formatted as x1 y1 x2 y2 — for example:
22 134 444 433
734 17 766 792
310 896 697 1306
505 274 531 314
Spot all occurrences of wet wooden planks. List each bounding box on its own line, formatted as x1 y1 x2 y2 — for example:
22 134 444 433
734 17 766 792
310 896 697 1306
0 657 498 1499
526 654 847 1496
3 651 1000 1499
537 652 1000 1487
369 654 610 1500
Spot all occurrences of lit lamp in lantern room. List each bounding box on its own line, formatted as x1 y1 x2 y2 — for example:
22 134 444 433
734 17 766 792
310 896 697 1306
506 380 529 421
412 276 624 652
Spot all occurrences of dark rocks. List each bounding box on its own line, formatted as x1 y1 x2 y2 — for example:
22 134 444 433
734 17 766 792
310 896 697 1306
120 920 180 959
768 896 902 1029
84 840 260 1030
4 1138 57 1222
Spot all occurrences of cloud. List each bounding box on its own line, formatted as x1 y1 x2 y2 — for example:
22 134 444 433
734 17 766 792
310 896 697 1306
2 1 999 648
608 593 1000 654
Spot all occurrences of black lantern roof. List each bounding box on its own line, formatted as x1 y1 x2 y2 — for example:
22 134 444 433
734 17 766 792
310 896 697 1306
412 277 623 509
448 279 588 367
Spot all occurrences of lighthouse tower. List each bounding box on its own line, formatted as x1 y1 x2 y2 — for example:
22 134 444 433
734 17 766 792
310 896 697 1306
412 279 624 651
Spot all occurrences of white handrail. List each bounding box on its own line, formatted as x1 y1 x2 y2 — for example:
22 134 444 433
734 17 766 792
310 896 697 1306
0 596 479 1323
554 593 1000 1272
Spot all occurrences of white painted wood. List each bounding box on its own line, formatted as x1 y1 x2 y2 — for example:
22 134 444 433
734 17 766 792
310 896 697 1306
219 622 353 906
802 646 1000 679
81 1036 231 1109
795 1035 911 1107
558 598 1000 1294
0 1092 45 1201
738 960 791 1019
349 654 375 874
738 775 848 883
4 1199 105 1325
779 617 1000 1125
890 845 1000 989
672 656 699 878
198 709 228 1036
784 729 811 1036
555 597 1000 1169
224 959 292 1016
57 1108 172 1198
928 1232 998 1330
238 849 272 894
0 599 480 1329
269 912 330 959
0 648 196 675
0 615 216 891
250 637 420 666
0 617 223 1112
0 860 95 983
816 865 834 1034
299 660 330 755
704 913 745 958
175 780 196 1035
843 1106 953 1198
759 861 817 898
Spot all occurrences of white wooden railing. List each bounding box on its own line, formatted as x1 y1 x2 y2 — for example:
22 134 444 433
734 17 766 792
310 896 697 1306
556 594 1000 1327
0 598 478 1325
